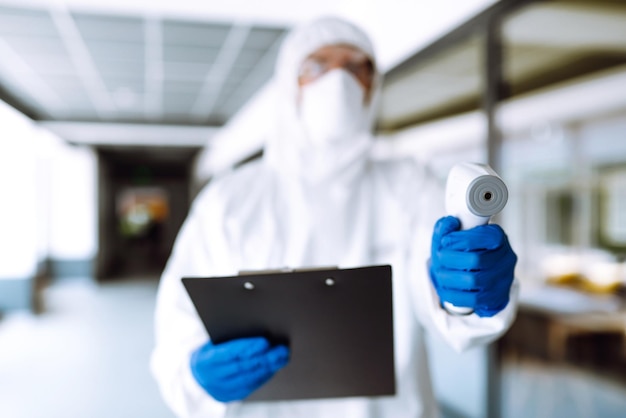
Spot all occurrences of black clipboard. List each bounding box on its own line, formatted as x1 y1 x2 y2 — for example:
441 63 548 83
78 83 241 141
182 264 395 402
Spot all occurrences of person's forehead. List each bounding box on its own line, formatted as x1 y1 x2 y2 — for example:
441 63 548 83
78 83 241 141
305 44 370 61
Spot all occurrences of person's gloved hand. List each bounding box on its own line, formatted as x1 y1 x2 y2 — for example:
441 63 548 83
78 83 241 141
190 336 290 403
430 216 517 317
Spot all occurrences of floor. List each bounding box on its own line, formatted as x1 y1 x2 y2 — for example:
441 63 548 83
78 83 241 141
1 277 626 418
0 277 175 418
501 357 626 418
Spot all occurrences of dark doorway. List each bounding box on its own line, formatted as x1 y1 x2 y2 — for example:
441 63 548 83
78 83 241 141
96 146 200 280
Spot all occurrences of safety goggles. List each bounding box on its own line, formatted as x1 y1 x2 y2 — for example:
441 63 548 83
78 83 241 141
297 45 375 88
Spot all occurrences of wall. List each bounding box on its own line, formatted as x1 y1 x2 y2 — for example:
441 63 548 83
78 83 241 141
0 100 40 310
47 137 97 278
0 99 97 311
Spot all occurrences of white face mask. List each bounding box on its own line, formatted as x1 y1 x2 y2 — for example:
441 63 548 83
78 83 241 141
298 69 369 146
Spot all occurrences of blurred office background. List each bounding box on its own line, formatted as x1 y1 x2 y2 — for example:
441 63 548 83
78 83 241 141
0 0 625 417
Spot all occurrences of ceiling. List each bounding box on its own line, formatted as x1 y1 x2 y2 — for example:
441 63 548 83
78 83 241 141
0 0 507 134
378 0 626 131
0 0 505 156
0 2 287 126
5 0 624 163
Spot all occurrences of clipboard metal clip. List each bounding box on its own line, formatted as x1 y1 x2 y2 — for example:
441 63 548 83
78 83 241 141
237 266 339 276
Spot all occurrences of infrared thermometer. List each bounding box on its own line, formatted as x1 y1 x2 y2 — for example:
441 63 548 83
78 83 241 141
443 162 508 315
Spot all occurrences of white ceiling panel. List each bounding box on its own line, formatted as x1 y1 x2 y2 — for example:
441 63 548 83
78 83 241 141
162 92 199 112
83 40 145 61
18 54 76 74
0 6 55 35
1 35 67 55
163 44 219 63
162 80 204 94
162 21 231 47
162 61 212 80
72 13 144 42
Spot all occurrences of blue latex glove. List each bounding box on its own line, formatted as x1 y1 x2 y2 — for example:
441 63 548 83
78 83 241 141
190 336 290 402
430 216 517 317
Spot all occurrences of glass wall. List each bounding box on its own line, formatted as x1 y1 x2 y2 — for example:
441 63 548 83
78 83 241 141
497 1 626 417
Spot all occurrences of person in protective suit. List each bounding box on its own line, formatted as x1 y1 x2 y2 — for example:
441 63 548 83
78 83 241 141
150 16 518 418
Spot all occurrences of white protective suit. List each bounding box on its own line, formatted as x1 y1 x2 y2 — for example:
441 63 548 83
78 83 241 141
151 16 519 418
